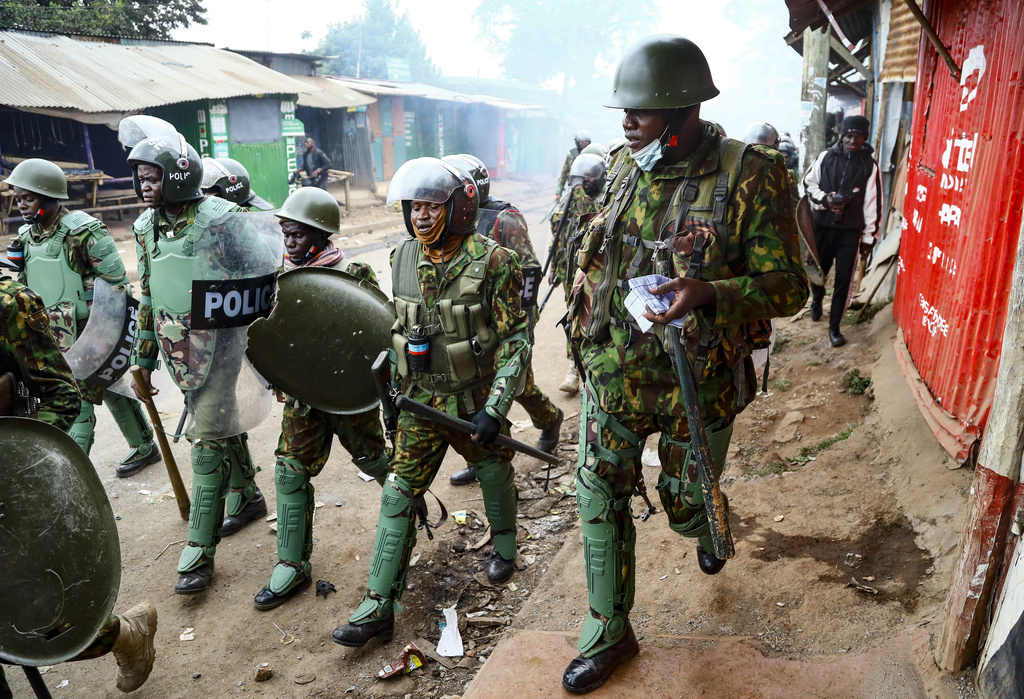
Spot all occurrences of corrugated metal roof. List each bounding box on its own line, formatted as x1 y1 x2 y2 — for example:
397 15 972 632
291 75 375 109
0 30 313 112
327 77 475 103
893 0 1024 461
880 0 920 83
785 0 874 37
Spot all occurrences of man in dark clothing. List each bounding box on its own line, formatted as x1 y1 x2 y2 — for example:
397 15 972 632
294 137 332 190
802 115 881 347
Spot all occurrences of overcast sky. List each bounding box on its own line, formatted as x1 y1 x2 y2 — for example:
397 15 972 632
174 0 803 140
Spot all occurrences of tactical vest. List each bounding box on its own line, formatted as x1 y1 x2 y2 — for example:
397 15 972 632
475 200 513 242
20 210 99 320
390 236 500 397
580 138 770 370
136 197 235 389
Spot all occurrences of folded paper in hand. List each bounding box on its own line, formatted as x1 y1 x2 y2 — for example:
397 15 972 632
624 274 687 333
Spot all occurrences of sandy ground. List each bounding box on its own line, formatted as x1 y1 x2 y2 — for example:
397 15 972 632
5 175 978 698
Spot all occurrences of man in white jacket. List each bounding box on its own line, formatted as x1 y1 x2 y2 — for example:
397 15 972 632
802 115 882 347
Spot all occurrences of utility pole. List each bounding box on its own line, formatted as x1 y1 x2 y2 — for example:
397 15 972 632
799 26 830 177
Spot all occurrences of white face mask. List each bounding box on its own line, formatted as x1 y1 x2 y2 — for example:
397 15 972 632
630 125 671 172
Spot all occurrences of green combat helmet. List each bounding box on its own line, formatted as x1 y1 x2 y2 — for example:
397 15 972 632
5 158 69 200
574 129 592 150
388 157 479 238
606 34 719 109
121 115 203 203
276 186 341 236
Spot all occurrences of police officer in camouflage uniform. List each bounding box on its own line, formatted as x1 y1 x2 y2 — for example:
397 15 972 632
0 272 159 695
548 152 607 395
443 153 563 486
331 157 531 648
252 187 389 610
7 159 160 477
561 36 808 693
201 157 274 211
556 129 592 199
127 129 268 594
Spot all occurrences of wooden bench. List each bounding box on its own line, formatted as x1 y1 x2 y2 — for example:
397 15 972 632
295 169 354 215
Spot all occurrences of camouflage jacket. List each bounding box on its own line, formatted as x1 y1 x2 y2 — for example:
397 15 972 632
556 148 578 195
478 205 540 269
569 122 809 419
550 185 599 282
389 233 529 418
0 277 81 429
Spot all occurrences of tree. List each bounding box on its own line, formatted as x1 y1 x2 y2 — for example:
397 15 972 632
0 0 207 39
316 0 438 83
474 0 656 98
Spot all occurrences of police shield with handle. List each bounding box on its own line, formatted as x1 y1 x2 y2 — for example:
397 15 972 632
0 418 158 696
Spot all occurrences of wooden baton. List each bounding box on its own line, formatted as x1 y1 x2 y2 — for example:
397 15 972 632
131 366 190 521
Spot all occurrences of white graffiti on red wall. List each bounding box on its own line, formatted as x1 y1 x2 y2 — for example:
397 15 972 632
919 294 950 337
938 203 962 227
927 242 957 276
959 45 987 113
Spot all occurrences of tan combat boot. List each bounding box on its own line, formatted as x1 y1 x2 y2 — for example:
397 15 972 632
559 366 580 394
111 602 157 692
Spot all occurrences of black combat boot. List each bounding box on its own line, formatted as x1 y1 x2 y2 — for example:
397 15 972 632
809 296 823 321
115 442 162 478
449 466 477 486
561 623 639 694
696 542 727 575
536 408 564 454
220 489 267 536
174 560 214 595
829 326 847 347
487 550 516 583
331 615 395 647
253 572 312 611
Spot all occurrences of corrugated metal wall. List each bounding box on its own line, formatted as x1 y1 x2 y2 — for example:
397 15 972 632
893 0 1024 461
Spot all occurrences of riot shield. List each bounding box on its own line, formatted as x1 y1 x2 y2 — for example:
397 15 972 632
796 196 826 287
0 417 120 666
246 267 392 415
63 279 138 391
185 210 283 440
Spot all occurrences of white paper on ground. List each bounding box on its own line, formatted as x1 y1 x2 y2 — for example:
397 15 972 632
435 605 464 657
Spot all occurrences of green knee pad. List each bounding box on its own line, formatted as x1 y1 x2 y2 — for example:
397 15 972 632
354 453 389 486
269 460 315 594
474 457 518 560
104 391 154 462
364 474 417 604
68 401 96 455
658 420 734 550
224 433 259 516
178 442 229 572
576 467 635 657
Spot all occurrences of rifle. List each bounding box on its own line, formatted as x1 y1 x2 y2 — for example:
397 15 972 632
370 349 399 451
668 326 734 559
538 192 574 319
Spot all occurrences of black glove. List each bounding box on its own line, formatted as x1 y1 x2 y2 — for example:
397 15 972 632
471 410 502 445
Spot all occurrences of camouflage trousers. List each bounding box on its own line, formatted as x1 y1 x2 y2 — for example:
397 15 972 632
276 401 386 478
514 362 561 431
575 381 734 627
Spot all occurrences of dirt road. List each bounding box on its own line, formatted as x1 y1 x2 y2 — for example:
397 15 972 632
6 175 976 698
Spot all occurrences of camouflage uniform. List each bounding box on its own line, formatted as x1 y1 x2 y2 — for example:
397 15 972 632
132 197 265 584
18 206 156 461
550 185 600 302
477 205 560 432
566 121 808 658
341 231 530 630
259 250 389 605
0 277 81 429
556 148 580 197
